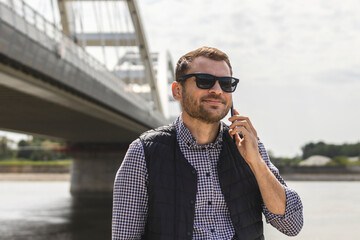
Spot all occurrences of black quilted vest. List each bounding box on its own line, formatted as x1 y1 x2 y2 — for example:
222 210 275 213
139 124 264 240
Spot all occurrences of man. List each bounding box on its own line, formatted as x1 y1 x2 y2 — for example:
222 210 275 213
112 46 303 240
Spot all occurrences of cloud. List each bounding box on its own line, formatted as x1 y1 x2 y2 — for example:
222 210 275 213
316 69 360 85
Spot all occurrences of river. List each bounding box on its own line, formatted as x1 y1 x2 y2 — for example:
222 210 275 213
0 180 359 239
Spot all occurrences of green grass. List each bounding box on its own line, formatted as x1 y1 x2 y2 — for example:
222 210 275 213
0 159 72 166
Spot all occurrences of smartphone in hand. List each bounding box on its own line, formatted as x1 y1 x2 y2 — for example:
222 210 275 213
230 105 243 141
231 105 236 143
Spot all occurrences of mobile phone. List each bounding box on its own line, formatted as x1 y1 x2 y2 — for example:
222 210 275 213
231 105 235 143
231 105 243 141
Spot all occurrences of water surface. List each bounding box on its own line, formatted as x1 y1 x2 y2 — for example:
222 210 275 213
264 181 360 239
1 181 359 239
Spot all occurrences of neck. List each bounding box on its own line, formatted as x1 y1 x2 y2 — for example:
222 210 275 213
181 112 221 145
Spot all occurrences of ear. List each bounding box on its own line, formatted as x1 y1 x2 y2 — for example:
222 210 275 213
172 81 182 100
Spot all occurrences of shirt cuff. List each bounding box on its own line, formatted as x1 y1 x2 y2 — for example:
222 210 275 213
263 186 302 223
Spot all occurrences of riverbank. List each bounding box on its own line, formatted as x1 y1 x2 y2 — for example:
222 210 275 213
1 165 360 181
0 164 71 181
279 165 360 181
282 173 360 181
1 172 359 182
0 173 70 181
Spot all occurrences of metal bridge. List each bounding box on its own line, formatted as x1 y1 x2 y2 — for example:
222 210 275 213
0 0 178 142
0 0 179 197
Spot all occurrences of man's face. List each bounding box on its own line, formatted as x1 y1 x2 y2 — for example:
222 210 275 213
179 56 233 124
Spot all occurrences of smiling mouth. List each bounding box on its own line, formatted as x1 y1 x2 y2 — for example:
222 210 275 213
202 99 224 105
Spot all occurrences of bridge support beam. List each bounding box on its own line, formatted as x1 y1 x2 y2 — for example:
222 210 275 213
68 143 129 198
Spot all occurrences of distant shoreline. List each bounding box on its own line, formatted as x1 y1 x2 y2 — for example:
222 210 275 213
0 173 70 181
282 173 360 181
1 173 358 182
0 165 70 173
0 165 360 181
279 165 360 181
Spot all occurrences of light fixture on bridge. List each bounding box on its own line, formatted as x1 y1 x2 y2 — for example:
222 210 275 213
125 83 151 93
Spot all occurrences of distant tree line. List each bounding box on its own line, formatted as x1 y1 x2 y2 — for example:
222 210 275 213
268 141 360 167
302 141 360 159
267 151 301 167
0 136 68 161
2 135 360 165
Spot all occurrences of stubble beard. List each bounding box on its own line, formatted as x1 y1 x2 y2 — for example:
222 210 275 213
182 89 230 124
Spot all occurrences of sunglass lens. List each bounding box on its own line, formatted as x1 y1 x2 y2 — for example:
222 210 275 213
219 78 234 92
196 75 216 89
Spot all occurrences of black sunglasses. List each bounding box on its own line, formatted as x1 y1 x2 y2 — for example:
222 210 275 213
177 73 239 93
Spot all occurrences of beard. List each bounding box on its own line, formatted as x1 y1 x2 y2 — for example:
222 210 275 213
182 88 231 124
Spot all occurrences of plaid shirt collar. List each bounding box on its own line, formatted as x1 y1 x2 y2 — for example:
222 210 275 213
174 114 224 150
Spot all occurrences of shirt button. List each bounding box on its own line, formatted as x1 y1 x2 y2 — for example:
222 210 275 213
211 229 215 233
206 172 210 177
208 201 212 205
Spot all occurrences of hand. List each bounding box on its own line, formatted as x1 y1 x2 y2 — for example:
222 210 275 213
229 109 287 215
228 109 262 166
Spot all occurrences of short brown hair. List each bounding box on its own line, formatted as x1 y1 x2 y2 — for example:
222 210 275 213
175 46 233 82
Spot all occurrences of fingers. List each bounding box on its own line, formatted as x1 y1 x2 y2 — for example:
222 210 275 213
229 119 251 132
228 108 258 138
229 126 248 141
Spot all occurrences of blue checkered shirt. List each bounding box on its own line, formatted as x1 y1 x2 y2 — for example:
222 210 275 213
112 116 303 239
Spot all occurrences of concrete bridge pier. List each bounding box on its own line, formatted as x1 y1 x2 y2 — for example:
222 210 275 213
68 143 129 199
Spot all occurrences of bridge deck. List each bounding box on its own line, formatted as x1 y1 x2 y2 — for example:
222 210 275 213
0 2 168 142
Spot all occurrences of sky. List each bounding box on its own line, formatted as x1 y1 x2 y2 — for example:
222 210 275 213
1 0 359 157
137 0 360 157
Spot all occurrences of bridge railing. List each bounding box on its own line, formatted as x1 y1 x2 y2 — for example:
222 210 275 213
0 0 150 111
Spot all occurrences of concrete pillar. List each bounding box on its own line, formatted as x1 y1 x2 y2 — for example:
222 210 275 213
68 143 128 198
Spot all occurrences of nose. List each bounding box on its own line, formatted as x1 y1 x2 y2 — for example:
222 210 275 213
209 80 223 94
